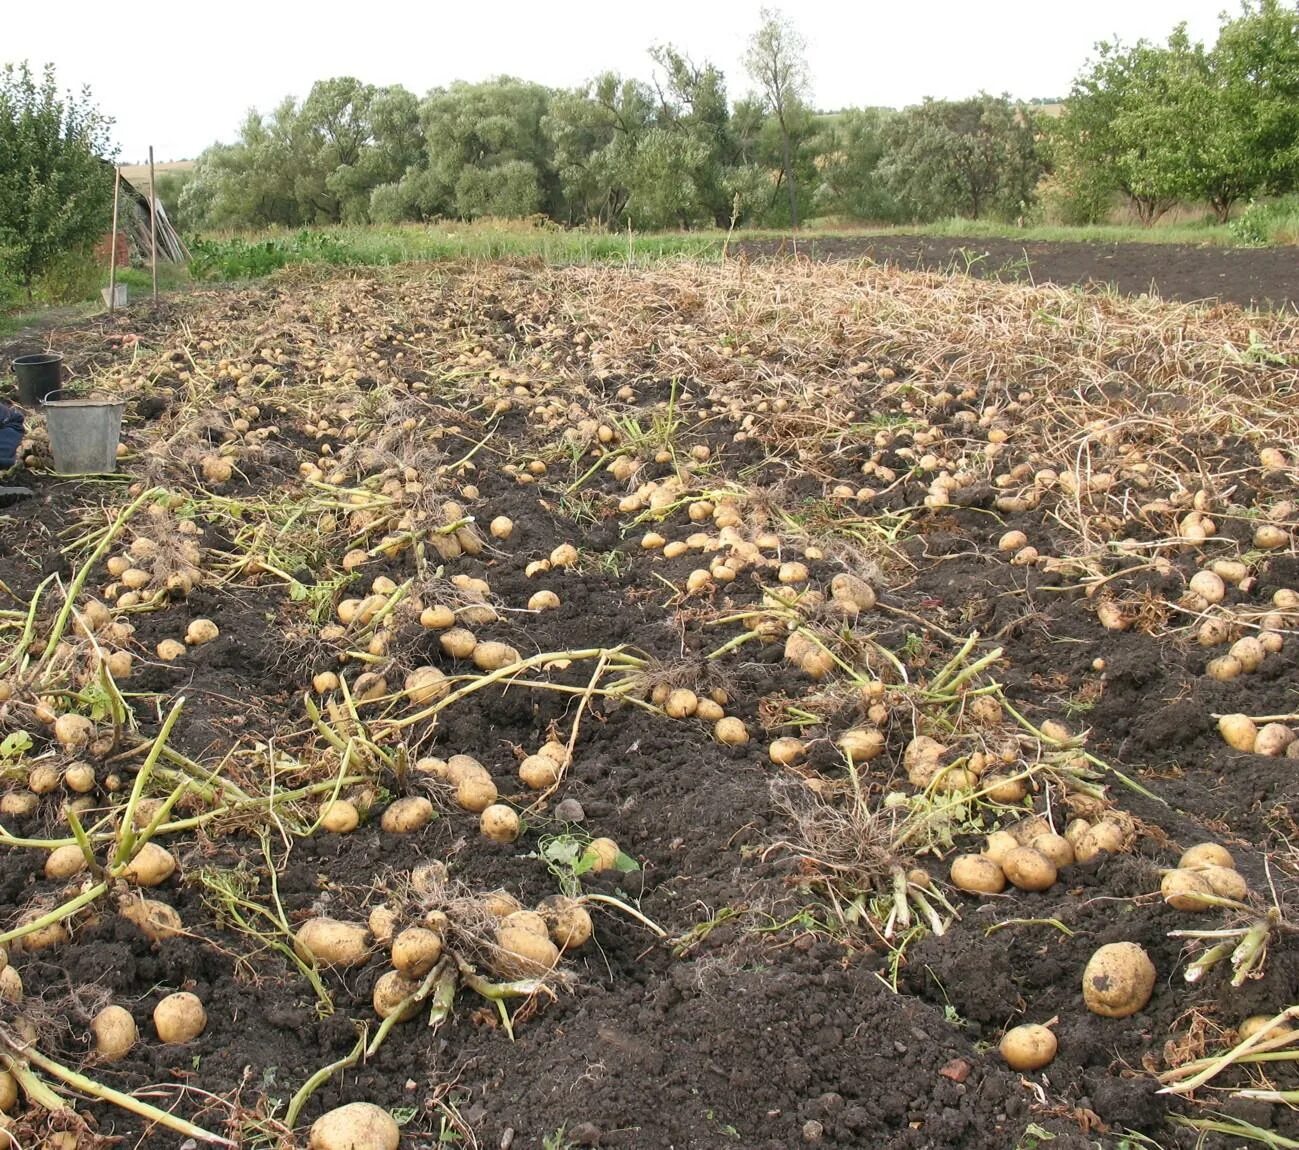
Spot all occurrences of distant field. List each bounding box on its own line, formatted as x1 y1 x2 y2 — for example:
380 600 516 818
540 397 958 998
118 159 195 182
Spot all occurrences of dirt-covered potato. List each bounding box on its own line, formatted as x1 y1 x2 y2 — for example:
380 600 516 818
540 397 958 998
120 898 183 942
519 753 561 789
1082 942 1155 1018
1161 868 1215 911
950 854 1006 894
471 641 521 671
45 844 88 880
91 1004 138 1061
538 895 593 950
1001 846 1058 892
154 991 206 1043
1074 819 1126 863
320 798 360 833
380 796 434 833
1030 833 1075 869
293 917 371 967
714 716 749 745
480 803 520 843
456 776 498 812
0 966 20 1003
185 618 220 646
12 910 69 953
391 927 443 978
445 754 489 784
983 830 1020 865
1000 1023 1057 1070
372 970 422 1021
1198 865 1248 901
404 666 449 706
122 842 178 887
494 922 560 978
1179 842 1234 871
309 1102 400 1150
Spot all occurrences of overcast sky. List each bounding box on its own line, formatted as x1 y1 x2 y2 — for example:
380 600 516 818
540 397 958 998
5 0 1233 163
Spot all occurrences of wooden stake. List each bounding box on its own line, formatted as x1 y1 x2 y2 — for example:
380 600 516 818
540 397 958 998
148 146 158 305
107 167 121 314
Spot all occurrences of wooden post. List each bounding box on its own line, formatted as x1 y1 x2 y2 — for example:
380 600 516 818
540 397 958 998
148 146 158 305
107 167 122 314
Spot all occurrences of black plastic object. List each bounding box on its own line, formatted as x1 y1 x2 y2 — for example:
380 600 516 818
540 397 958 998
12 353 63 406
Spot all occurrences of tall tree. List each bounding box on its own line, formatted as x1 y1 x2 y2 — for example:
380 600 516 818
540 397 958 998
0 62 114 290
1056 29 1212 225
744 9 811 228
1206 0 1299 218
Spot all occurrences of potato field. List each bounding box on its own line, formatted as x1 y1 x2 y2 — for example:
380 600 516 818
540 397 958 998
0 256 1297 1150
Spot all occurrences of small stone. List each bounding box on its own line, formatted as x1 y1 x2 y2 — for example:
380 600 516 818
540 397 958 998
802 1120 824 1142
570 1123 602 1147
938 1057 972 1083
554 798 585 823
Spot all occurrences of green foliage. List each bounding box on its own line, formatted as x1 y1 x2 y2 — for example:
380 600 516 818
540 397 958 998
744 8 813 227
1230 194 1299 244
0 63 114 289
814 107 906 222
879 94 1042 221
188 230 350 279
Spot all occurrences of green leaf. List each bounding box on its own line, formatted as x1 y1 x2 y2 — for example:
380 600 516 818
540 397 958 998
0 731 32 759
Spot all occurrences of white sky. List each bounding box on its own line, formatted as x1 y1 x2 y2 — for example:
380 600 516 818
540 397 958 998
5 0 1230 163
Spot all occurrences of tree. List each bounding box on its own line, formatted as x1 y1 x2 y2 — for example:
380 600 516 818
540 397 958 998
0 62 114 290
1206 0 1299 218
744 9 811 228
814 107 904 221
1056 30 1212 225
880 95 1042 221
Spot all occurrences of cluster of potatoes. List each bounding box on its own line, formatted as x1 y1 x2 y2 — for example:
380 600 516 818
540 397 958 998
645 681 749 746
950 812 1133 896
1161 842 1249 909
102 506 207 606
999 941 1159 1073
1218 714 1298 758
294 880 596 1020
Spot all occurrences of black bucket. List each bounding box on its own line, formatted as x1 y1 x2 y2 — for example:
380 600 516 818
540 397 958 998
12 354 63 407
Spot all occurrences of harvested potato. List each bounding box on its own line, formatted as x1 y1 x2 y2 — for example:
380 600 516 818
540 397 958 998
445 754 489 784
586 837 622 872
91 1004 138 1061
950 854 1006 894
1161 868 1215 911
538 895 593 950
293 917 371 967
1074 820 1126 863
13 912 68 953
1000 1023 1057 1071
368 905 397 946
480 803 520 843
381 796 434 834
404 666 449 706
456 776 498 812
983 830 1020 865
185 618 219 646
0 1069 15 1113
494 922 560 978
1082 942 1155 1018
839 728 885 764
391 927 443 978
768 737 807 766
528 590 560 611
320 799 360 833
519 754 560 789
439 627 477 658
53 712 93 749
1199 865 1248 901
1030 833 1075 869
471 641 521 671
372 970 422 1021
983 773 1028 803
0 966 20 1003
1218 714 1258 752
120 898 183 942
714 717 749 745
309 1102 400 1150
122 842 177 887
154 992 206 1043
156 638 187 661
45 844 88 881
1002 847 1058 892
1179 842 1234 870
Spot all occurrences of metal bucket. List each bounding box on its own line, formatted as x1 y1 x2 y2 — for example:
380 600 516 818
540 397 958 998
12 353 63 406
41 391 125 475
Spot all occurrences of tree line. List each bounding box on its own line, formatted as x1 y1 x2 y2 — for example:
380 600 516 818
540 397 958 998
4 3 1299 297
172 2 1299 234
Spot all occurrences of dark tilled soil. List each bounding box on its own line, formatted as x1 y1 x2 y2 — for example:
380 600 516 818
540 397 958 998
0 268 1296 1150
734 235 1299 310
